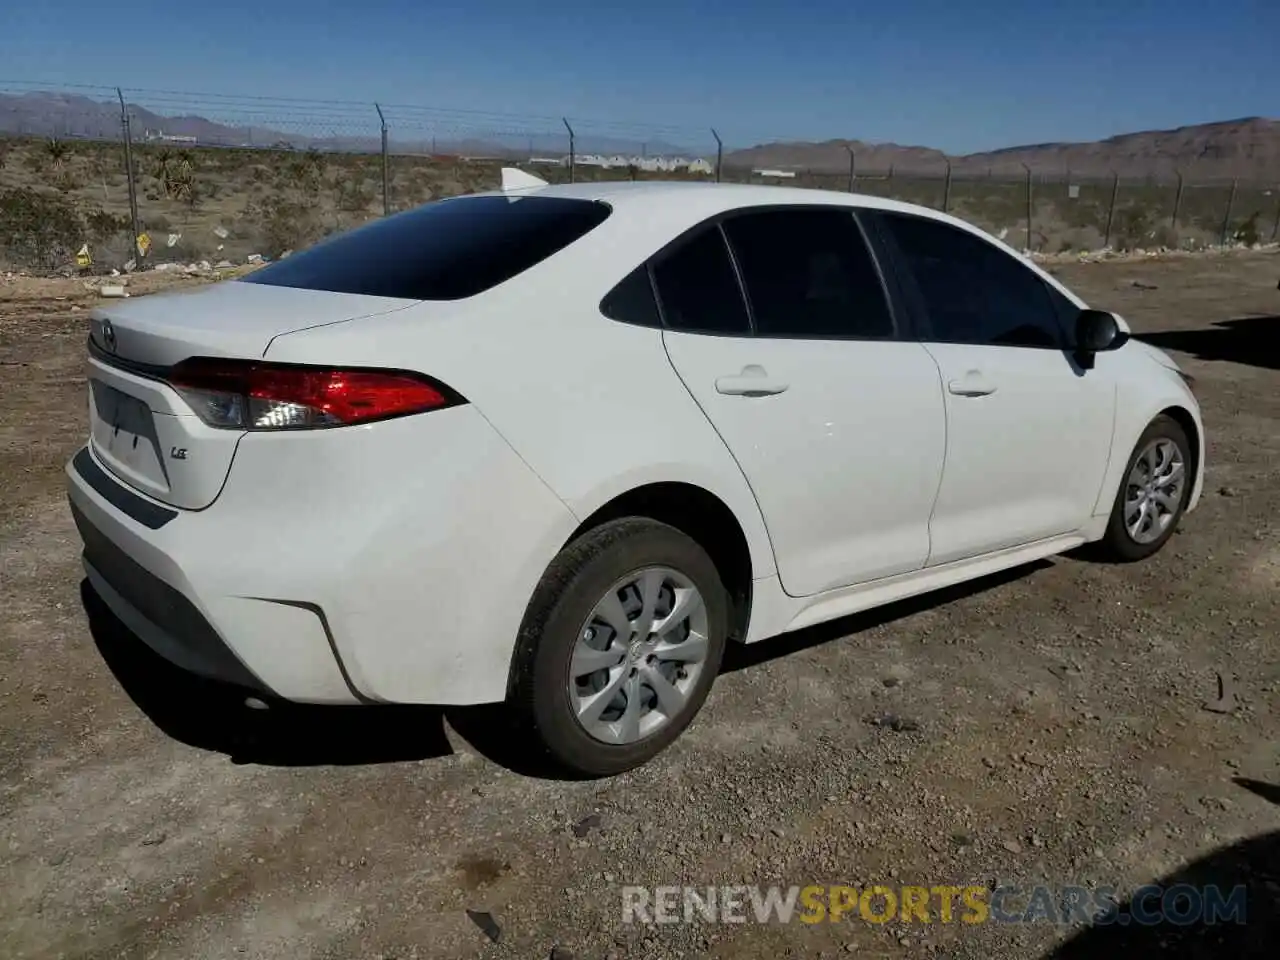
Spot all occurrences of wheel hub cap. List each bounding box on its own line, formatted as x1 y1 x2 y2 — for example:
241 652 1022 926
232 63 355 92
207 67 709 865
568 566 710 745
1124 437 1186 545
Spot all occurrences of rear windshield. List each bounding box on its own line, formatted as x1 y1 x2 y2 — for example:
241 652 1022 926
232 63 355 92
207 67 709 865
241 195 611 300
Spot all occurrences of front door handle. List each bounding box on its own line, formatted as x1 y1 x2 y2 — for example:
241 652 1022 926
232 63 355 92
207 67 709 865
715 365 790 397
947 371 997 397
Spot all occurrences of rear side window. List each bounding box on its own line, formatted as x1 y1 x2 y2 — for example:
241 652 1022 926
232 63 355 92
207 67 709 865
241 196 611 301
650 227 751 335
877 212 1064 349
722 208 894 338
600 266 661 327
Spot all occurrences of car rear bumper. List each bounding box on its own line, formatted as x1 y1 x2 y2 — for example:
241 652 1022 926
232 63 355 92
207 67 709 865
66 406 580 706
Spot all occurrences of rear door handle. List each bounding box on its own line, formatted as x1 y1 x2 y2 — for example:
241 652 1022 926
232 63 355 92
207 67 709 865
715 365 790 397
947 372 997 397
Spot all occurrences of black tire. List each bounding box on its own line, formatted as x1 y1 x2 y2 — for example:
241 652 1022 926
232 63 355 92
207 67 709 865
1094 414 1192 562
509 517 728 777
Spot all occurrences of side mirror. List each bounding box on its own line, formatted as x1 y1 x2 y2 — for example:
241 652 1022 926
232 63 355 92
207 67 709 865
1075 309 1124 355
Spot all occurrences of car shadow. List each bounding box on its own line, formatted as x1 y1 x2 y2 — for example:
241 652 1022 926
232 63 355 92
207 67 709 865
82 558 1052 775
721 559 1050 673
1042 779 1280 959
1137 315 1280 371
82 578 580 777
83 579 455 767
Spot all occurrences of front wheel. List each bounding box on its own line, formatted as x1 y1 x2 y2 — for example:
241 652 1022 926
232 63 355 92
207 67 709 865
1095 414 1193 562
510 518 728 777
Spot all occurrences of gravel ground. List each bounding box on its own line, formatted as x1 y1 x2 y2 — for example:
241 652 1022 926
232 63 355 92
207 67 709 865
1 251 1278 959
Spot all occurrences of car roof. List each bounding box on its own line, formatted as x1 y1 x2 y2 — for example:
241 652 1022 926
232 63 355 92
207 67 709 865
476 178 936 219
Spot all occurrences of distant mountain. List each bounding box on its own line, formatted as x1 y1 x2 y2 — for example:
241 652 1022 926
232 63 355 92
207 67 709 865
0 90 699 159
5 90 1275 179
727 117 1280 181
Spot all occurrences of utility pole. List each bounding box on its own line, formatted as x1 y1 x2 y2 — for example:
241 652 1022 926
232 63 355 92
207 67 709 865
117 88 142 263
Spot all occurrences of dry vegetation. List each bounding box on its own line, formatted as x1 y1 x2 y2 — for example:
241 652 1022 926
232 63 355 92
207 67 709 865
1 135 1276 274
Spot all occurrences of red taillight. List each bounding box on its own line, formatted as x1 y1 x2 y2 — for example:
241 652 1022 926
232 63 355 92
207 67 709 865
166 358 461 430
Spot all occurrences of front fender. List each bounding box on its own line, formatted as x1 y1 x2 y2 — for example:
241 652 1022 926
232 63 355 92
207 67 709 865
1091 354 1204 519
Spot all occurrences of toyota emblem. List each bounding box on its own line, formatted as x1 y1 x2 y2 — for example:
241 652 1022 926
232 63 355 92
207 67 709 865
101 319 117 353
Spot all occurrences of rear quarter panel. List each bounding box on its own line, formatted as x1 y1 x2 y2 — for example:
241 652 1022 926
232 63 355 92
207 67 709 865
263 216 779 581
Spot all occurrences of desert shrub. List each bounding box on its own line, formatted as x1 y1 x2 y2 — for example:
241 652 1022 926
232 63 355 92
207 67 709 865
1112 206 1152 251
250 196 328 258
0 187 82 270
84 209 131 243
1233 211 1262 246
336 178 373 212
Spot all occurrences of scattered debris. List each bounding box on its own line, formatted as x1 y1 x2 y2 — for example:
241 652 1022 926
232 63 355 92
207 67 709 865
215 260 234 269
1219 486 1238 497
864 713 920 733
571 814 602 838
99 285 129 298
167 233 182 248
1002 839 1023 855
549 947 576 960
141 833 167 846
246 253 265 264
1202 671 1237 714
1131 280 1159 290
1047 663 1081 681
465 909 502 943
213 225 230 239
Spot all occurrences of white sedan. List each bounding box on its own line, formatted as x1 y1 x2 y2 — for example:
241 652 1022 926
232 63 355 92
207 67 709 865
67 172 1204 775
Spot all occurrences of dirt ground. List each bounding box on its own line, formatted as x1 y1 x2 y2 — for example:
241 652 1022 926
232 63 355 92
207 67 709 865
1 250 1278 960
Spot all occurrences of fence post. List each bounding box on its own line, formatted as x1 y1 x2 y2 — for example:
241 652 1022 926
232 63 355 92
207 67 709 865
116 88 142 263
712 128 723 183
1103 171 1119 249
1170 170 1184 242
1272 188 1280 242
563 117 575 183
1022 163 1033 252
1219 177 1238 246
942 159 952 213
374 103 389 216
846 145 856 192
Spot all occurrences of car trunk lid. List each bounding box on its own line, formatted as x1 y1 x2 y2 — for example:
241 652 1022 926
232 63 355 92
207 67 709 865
86 280 416 510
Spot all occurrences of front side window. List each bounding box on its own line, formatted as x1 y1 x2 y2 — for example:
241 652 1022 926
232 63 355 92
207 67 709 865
650 227 751 335
722 208 895 339
877 212 1064 349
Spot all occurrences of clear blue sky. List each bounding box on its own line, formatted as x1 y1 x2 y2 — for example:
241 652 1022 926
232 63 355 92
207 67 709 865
2 0 1275 153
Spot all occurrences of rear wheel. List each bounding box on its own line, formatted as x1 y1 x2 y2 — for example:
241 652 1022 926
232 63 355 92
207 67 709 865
510 518 728 777
1095 415 1192 562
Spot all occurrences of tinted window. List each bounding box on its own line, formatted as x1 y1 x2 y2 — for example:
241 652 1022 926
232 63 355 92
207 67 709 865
651 227 751 335
1044 279 1083 341
600 266 660 327
879 213 1063 348
242 196 611 301
723 208 894 338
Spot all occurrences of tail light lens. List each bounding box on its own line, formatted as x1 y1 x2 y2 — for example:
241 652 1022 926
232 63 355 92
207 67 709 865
166 358 463 430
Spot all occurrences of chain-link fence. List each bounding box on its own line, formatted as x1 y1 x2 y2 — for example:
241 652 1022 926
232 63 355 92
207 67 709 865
1 80 1276 273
